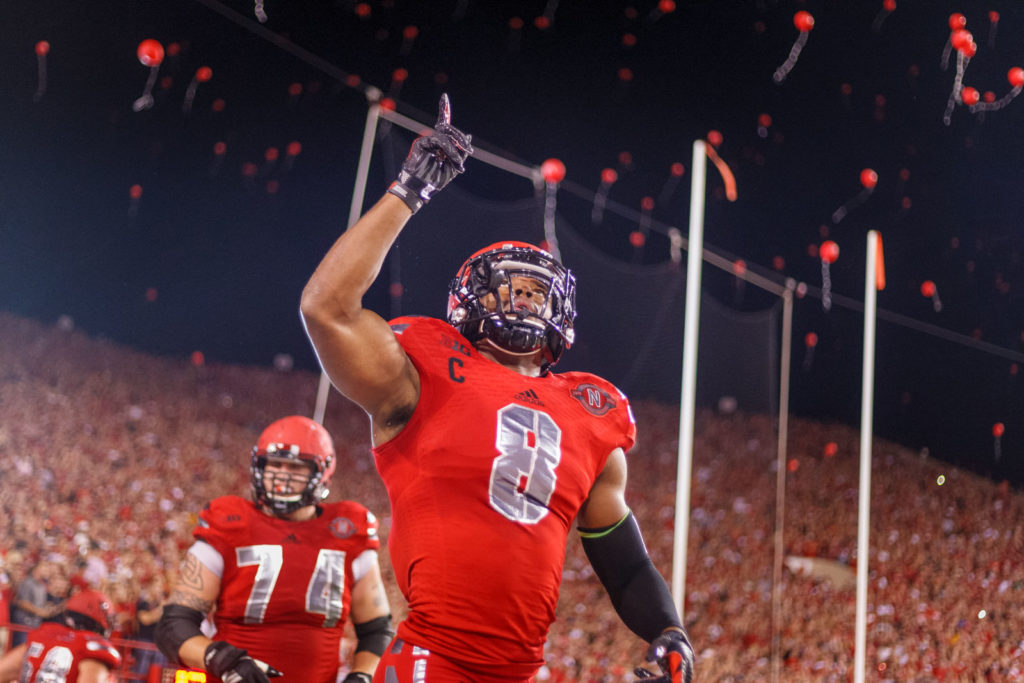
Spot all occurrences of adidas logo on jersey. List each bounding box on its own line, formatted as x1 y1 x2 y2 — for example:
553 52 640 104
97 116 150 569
513 388 544 406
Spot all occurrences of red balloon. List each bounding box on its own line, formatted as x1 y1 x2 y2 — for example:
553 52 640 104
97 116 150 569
286 141 302 156
993 422 1005 438
820 240 839 264
35 40 50 56
403 25 419 40
989 11 1000 23
882 0 896 10
213 141 227 156
758 113 772 128
859 168 878 189
195 66 213 82
823 441 838 457
136 39 165 67
658 0 676 13
962 41 977 58
706 130 723 147
804 332 818 348
392 68 408 83
732 259 746 276
1008 67 1024 88
129 184 143 199
628 231 645 247
961 86 980 106
670 162 684 177
601 168 618 184
950 29 971 51
948 13 966 30
920 280 936 298
793 11 814 32
641 196 655 211
541 158 566 183
265 147 279 162
787 458 800 472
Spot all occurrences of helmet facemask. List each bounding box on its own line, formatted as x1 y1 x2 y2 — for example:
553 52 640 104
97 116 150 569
251 445 331 516
448 243 576 373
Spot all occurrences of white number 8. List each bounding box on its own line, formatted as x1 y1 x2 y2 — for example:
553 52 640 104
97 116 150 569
489 404 561 524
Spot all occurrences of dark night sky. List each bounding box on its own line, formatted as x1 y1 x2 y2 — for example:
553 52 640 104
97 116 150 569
2 1 1023 479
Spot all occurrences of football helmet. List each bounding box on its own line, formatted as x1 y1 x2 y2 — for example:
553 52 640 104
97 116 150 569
447 241 576 372
64 589 113 636
250 415 336 516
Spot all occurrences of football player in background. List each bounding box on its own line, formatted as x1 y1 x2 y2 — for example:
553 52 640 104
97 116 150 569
300 94 694 683
154 415 393 683
0 588 121 683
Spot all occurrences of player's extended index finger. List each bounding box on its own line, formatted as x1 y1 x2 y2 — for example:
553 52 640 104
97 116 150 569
436 93 452 129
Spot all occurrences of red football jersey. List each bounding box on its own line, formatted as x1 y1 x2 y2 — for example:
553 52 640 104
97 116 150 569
19 621 121 682
374 317 637 678
193 496 380 683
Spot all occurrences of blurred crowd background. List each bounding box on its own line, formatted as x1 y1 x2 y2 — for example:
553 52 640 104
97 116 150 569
3 311 1024 681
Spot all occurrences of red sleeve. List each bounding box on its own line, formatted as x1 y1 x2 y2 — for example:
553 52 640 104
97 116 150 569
194 495 253 557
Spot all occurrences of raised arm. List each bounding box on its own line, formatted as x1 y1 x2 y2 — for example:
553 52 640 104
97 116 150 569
300 94 473 446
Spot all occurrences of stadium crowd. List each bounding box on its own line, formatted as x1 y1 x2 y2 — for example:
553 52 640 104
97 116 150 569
1 311 1022 681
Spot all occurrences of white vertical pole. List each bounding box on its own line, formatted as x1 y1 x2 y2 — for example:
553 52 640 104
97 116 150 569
771 281 794 683
854 230 880 683
313 92 383 425
672 140 707 618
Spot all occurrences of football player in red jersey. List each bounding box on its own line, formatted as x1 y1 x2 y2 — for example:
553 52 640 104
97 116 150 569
154 415 394 683
300 94 694 683
0 588 121 683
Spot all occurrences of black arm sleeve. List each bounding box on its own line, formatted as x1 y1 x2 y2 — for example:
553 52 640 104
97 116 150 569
579 512 682 643
353 614 395 656
154 604 206 665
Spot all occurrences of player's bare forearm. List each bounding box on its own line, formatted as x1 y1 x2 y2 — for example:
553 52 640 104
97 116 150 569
301 194 412 325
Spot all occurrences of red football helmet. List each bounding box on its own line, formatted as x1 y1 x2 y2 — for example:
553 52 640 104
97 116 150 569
447 241 576 373
64 589 113 636
250 415 336 515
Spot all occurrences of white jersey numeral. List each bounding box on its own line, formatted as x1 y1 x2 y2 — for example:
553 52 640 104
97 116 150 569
236 546 347 626
489 404 562 524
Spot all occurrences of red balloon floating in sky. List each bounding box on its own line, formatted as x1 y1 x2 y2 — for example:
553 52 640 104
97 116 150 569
541 159 566 183
133 40 165 112
920 280 942 311
33 41 51 102
773 12 814 83
820 240 839 264
832 169 878 223
136 39 164 67
819 241 839 312
183 66 213 114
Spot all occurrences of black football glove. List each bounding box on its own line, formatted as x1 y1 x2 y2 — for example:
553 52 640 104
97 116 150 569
633 629 694 683
387 93 474 214
342 673 373 683
204 641 282 683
